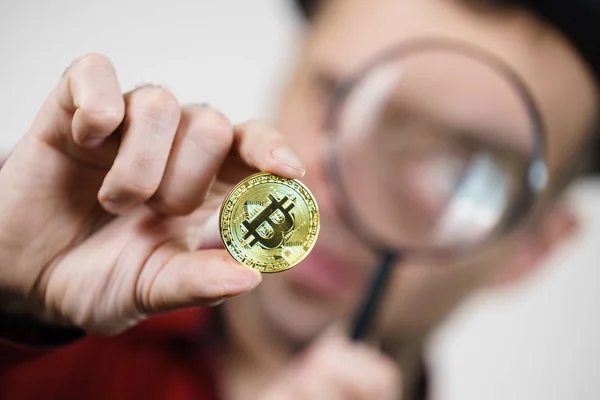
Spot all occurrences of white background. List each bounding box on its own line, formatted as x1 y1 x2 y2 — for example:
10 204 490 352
1 1 598 399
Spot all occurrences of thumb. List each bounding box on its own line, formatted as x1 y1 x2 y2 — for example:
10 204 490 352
139 249 262 314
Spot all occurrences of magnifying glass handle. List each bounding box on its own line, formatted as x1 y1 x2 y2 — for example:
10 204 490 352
350 251 398 341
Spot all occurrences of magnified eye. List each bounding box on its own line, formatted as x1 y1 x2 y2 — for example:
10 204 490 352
377 122 516 245
330 45 543 252
401 153 468 215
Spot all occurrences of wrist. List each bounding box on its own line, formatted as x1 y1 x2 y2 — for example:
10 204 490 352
0 290 85 347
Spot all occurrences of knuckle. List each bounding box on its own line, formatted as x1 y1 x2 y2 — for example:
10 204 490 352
71 53 114 75
135 86 180 120
197 106 231 131
133 151 153 169
112 170 159 200
190 107 233 153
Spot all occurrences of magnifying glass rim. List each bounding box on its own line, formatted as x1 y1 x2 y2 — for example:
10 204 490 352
324 37 549 260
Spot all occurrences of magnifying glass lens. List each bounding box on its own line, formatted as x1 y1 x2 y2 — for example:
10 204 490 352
333 49 537 253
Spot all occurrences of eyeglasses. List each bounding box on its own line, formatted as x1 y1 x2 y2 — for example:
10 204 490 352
323 38 548 340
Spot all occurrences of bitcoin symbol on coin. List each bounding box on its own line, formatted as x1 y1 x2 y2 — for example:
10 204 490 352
242 194 295 249
220 173 320 273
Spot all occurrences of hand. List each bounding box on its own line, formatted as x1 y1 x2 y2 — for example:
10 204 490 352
0 54 305 335
261 328 401 400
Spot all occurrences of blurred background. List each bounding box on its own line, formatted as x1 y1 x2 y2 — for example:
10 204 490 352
0 1 598 398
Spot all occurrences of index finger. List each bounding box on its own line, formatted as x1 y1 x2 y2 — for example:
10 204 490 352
217 120 306 183
34 53 125 148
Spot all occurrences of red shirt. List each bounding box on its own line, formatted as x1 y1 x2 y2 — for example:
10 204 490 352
0 309 430 400
0 309 221 400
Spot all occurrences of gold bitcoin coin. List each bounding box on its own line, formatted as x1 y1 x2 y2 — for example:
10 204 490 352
219 172 320 273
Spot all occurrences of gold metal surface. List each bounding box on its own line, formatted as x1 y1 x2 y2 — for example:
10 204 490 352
220 172 320 273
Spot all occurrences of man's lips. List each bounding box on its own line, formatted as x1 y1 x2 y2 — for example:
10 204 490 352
285 247 365 301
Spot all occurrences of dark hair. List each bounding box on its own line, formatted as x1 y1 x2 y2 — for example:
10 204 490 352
294 0 319 19
293 0 600 175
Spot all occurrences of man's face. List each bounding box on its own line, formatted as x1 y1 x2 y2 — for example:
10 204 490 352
247 0 598 345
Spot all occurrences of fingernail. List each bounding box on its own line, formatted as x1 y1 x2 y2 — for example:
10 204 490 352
206 298 226 307
102 196 136 214
223 260 262 294
82 137 105 148
271 147 305 173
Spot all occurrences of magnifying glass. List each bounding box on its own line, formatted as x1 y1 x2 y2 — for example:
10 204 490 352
323 38 549 340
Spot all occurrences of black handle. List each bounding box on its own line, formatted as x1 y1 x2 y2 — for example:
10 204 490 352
350 251 398 341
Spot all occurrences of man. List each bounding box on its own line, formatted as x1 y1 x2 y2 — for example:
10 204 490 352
0 0 598 399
